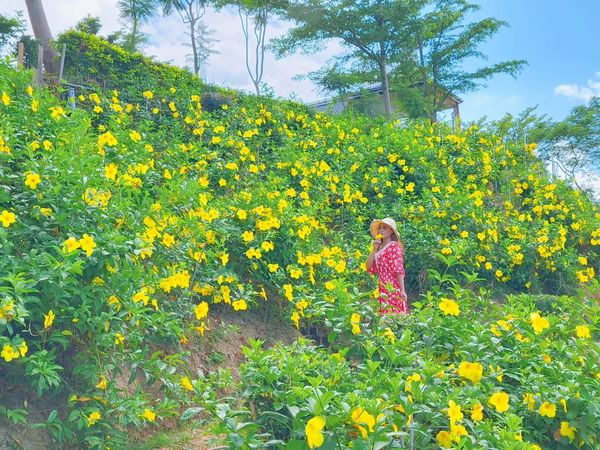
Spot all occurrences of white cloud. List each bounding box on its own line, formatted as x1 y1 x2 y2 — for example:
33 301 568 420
554 72 600 102
0 0 338 102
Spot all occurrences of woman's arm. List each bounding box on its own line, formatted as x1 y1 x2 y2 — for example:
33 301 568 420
366 240 381 271
397 273 407 301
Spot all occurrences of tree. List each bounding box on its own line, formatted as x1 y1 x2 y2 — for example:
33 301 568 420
530 98 600 188
272 0 424 117
24 0 60 75
0 12 25 56
184 20 219 79
218 0 288 95
75 15 102 35
117 0 158 52
160 0 218 78
409 0 527 122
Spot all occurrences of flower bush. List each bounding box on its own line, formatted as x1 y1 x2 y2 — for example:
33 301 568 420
0 33 598 448
208 277 600 449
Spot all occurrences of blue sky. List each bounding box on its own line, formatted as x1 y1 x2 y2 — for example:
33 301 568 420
458 0 600 121
1 0 598 123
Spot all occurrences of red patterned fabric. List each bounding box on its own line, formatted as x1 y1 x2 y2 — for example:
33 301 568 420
368 241 409 315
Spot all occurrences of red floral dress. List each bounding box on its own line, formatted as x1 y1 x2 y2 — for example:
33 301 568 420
368 241 409 315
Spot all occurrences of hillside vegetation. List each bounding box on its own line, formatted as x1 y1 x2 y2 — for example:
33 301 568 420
0 35 599 449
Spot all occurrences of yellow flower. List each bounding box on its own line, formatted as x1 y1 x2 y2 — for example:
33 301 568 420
0 210 16 228
2 91 11 105
129 130 142 142
560 421 576 441
383 327 396 343
305 416 325 448
105 163 118 180
19 341 28 357
457 361 483 383
86 411 101 427
445 400 463 425
404 373 421 393
261 241 274 252
351 313 360 335
43 310 55 329
63 237 80 253
79 234 97 257
181 377 194 392
49 106 65 120
219 253 229 266
25 173 41 189
530 312 550 334
194 302 209 320
1 344 18 362
351 407 375 438
283 284 293 301
162 233 175 247
143 90 154 99
436 430 453 448
450 423 468 441
559 398 567 412
141 408 156 421
439 298 460 316
538 401 556 418
114 332 125 345
488 391 510 412
575 325 591 339
523 393 535 411
96 376 107 390
232 299 248 311
470 403 484 422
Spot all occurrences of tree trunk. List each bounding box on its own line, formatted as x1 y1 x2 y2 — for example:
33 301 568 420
418 37 432 121
378 50 393 118
188 2 199 76
24 0 60 76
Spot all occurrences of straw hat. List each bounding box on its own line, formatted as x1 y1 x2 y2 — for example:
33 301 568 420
370 217 400 241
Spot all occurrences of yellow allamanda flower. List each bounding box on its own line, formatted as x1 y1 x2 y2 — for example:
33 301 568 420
1 344 18 362
560 421 576 441
105 163 118 180
439 298 460 316
350 313 360 335
181 377 194 392
530 312 550 334
141 408 156 421
575 325 591 339
488 391 510 412
538 401 556 418
457 361 483 383
0 210 16 228
447 400 463 424
305 416 325 449
79 234 97 256
436 430 453 448
232 299 248 311
86 411 101 427
351 407 375 438
470 403 484 422
2 91 12 105
43 310 55 329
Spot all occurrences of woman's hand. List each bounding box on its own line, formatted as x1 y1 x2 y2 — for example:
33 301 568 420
372 239 382 252
398 290 408 301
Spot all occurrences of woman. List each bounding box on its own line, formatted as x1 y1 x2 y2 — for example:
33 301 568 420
365 217 409 315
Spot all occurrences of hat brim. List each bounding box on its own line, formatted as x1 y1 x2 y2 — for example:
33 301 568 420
370 219 400 241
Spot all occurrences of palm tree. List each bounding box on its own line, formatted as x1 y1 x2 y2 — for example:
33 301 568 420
117 0 158 52
24 0 59 75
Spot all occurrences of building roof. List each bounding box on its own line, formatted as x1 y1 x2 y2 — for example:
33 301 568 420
306 83 463 110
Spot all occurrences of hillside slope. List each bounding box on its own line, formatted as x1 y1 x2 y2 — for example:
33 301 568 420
0 39 599 449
